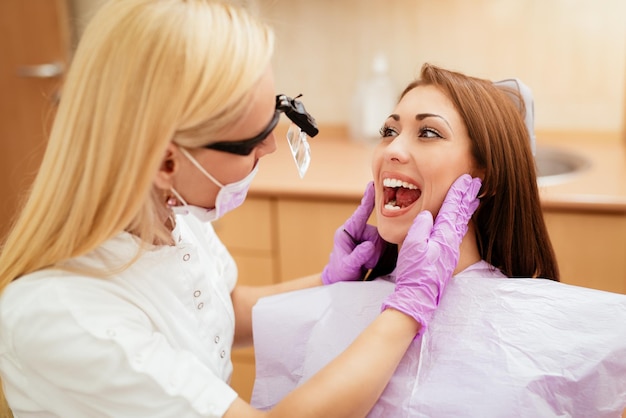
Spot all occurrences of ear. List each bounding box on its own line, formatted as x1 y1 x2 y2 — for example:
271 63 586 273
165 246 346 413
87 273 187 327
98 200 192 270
153 142 180 190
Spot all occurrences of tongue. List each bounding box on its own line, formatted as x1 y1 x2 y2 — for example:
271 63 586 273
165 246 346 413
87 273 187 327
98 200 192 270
384 188 396 203
395 188 421 207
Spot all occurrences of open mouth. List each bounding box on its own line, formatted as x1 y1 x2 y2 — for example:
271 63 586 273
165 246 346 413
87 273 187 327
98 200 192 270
383 178 421 210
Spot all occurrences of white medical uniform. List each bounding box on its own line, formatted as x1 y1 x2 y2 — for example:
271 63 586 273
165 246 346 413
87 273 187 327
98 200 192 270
0 215 239 417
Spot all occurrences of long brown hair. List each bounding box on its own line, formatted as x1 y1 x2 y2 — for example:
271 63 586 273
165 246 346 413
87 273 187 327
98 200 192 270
375 63 559 281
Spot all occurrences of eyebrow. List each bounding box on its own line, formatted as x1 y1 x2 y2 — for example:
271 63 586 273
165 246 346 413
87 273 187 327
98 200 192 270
388 113 453 132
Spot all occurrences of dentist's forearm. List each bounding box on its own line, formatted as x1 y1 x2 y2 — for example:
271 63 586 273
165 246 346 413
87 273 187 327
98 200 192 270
267 308 418 418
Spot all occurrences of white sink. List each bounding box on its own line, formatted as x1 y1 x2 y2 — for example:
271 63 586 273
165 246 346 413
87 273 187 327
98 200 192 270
535 146 591 186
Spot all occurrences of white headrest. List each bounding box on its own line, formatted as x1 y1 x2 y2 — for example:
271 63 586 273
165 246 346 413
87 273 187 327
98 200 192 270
493 78 536 156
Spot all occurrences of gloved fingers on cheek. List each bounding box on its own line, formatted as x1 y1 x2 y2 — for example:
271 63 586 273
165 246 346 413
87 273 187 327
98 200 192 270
432 211 461 234
456 178 482 213
439 174 480 214
342 213 366 239
334 224 361 249
344 242 375 270
467 176 483 199
406 211 434 242
335 237 357 255
360 224 381 243
397 244 424 264
333 224 348 241
358 242 382 270
432 211 465 235
344 182 376 233
438 193 472 221
467 198 480 217
362 181 376 204
436 193 479 230
356 182 376 215
399 218 432 258
425 244 442 265
449 173 473 195
430 228 460 251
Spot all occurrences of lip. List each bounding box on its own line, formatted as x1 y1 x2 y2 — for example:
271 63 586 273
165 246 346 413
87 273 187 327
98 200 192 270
381 204 416 217
379 171 421 217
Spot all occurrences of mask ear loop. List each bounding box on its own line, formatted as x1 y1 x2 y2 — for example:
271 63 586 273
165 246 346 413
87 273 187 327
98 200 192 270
168 187 189 207
178 146 225 188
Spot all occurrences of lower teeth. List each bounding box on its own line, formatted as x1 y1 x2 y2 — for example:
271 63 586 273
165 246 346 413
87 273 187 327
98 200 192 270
384 201 401 211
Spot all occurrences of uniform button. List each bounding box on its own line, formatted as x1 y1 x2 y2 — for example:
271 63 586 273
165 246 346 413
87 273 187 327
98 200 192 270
197 302 204 310
183 253 190 261
193 290 201 297
220 350 226 358
214 336 220 344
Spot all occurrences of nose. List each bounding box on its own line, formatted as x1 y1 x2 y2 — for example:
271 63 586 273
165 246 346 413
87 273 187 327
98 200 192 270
384 133 410 163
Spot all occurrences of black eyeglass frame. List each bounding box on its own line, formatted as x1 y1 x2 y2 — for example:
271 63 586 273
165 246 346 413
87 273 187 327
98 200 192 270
203 94 318 156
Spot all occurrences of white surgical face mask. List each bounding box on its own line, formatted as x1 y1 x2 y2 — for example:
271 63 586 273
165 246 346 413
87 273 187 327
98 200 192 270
170 147 259 222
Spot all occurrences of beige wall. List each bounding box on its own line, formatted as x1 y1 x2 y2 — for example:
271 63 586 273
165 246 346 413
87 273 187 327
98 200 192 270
70 0 626 135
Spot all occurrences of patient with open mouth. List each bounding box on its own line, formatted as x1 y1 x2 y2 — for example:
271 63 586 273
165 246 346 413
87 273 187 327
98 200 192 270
251 65 626 417
323 62 559 284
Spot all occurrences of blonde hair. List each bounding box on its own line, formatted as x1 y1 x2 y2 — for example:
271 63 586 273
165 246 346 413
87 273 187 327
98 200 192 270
0 0 274 287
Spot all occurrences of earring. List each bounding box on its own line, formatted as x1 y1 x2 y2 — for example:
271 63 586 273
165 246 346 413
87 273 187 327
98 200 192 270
166 196 178 207
161 187 177 207
168 187 188 207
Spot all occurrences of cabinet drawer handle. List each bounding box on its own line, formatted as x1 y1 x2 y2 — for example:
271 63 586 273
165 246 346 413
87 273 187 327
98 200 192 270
17 61 64 78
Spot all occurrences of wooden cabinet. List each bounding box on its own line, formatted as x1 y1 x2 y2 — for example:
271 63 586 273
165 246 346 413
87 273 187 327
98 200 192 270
216 196 361 285
214 198 276 402
275 198 361 280
543 210 626 293
0 0 72 241
215 198 276 287
214 196 361 402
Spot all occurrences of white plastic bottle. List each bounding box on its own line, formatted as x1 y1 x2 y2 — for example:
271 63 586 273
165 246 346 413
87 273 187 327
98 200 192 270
349 53 397 142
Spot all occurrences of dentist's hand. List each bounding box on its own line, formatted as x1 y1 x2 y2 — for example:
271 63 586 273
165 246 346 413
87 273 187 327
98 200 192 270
321 182 385 285
382 174 482 334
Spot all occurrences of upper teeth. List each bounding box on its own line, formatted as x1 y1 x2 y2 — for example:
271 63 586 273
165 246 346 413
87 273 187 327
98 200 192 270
383 178 418 189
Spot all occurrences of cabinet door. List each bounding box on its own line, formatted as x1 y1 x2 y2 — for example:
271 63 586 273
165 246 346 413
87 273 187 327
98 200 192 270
214 197 277 286
0 0 72 240
544 211 626 293
231 347 256 403
276 198 361 281
0 1 71 415
214 198 276 402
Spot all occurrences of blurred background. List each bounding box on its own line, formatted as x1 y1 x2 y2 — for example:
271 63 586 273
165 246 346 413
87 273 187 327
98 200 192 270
1 0 625 276
68 0 626 134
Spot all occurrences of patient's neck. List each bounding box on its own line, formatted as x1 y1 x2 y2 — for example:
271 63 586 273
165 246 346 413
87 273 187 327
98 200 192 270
453 222 481 276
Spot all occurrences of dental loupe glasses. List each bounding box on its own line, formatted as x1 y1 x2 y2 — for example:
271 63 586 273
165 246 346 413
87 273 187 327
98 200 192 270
276 94 319 178
205 94 318 178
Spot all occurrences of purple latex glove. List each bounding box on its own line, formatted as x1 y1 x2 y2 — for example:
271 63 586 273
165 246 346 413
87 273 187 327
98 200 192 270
321 182 385 285
381 174 482 334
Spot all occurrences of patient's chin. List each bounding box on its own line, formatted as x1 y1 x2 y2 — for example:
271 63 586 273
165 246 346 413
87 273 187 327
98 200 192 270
377 225 408 246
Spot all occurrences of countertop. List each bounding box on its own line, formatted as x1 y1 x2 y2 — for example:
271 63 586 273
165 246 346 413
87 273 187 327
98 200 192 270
251 125 626 213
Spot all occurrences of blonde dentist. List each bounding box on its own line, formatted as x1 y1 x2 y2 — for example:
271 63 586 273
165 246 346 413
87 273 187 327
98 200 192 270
0 1 480 417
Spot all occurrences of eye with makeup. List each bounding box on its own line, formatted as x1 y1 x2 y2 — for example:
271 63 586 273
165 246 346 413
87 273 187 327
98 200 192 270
378 124 444 141
419 125 444 140
379 125 399 139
